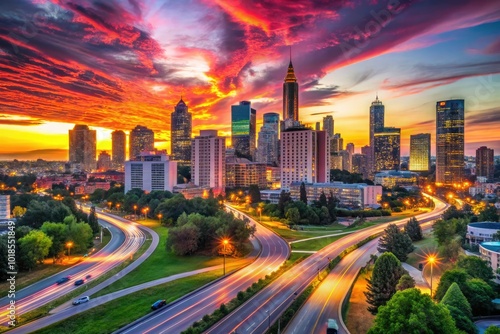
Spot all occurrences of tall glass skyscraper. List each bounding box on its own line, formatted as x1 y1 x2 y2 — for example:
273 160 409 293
112 130 126 169
436 99 464 185
374 127 401 171
69 124 96 171
476 146 494 180
409 133 431 172
129 125 154 159
283 57 298 121
323 115 334 137
231 101 256 160
369 95 385 149
171 98 192 166
257 112 279 165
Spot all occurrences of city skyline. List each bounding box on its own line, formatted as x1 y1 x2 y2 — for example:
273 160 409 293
0 0 499 160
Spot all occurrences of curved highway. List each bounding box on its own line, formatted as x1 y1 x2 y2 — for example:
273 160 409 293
114 204 290 334
284 194 448 334
208 194 448 334
0 208 147 324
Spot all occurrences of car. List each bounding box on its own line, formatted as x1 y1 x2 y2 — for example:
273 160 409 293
74 279 85 286
56 276 71 285
151 299 166 310
72 296 90 305
85 274 92 279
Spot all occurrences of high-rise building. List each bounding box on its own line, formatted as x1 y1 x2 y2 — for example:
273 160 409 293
256 125 279 166
226 157 267 189
191 130 226 195
263 112 280 132
331 133 343 153
476 146 494 180
111 130 126 169
283 55 299 121
369 95 385 150
124 152 177 193
352 153 369 179
69 124 96 171
323 115 334 138
409 133 431 172
97 151 111 172
346 143 355 156
361 145 373 179
280 126 329 190
231 101 256 160
129 125 154 159
0 195 10 220
339 150 352 172
171 98 192 166
436 99 464 185
374 127 401 172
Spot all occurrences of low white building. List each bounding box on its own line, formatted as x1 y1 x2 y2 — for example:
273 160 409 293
0 195 10 220
467 222 500 244
125 152 177 193
480 241 500 273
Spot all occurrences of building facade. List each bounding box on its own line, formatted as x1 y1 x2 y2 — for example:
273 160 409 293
323 115 334 137
225 157 267 189
352 153 369 179
171 98 192 166
369 95 385 151
467 222 500 244
191 130 226 195
283 58 299 121
280 127 329 190
111 130 126 169
97 151 111 172
374 170 419 189
409 133 431 172
231 101 256 160
436 99 465 185
0 195 10 220
124 152 177 193
69 124 96 171
129 125 154 159
374 127 401 172
476 146 494 181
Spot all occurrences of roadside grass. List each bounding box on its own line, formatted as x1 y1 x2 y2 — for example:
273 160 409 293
0 230 111 298
291 235 344 252
93 219 247 297
345 268 374 334
33 272 219 334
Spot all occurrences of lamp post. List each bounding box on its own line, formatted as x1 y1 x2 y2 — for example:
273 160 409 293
257 207 262 223
108 201 112 211
158 213 162 224
428 255 435 298
223 239 229 275
133 205 137 217
66 241 73 260
116 203 120 212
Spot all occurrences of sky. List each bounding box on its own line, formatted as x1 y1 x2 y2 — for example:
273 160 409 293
0 0 499 160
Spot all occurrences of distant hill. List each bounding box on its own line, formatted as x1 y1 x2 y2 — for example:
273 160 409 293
0 149 67 161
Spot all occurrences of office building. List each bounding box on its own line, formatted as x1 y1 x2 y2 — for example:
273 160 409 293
69 124 96 171
409 133 431 172
361 145 373 179
231 101 256 160
331 133 343 153
373 128 401 172
124 152 177 193
171 98 192 166
476 146 494 180
330 154 343 170
283 55 299 121
256 125 279 166
374 170 418 189
339 150 351 172
0 195 10 220
226 157 267 189
191 130 226 195
369 95 385 150
280 126 329 190
436 99 465 185
352 153 369 179
129 125 154 159
111 130 126 169
97 151 111 172
323 115 334 137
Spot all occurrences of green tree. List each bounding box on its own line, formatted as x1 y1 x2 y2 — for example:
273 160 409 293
479 205 499 222
396 274 415 291
465 278 495 316
442 305 477 334
364 252 406 314
248 185 261 204
368 288 459 334
299 182 307 204
87 206 99 234
434 269 469 301
377 224 414 262
404 217 422 241
66 221 93 254
18 230 52 270
319 192 327 207
486 326 500 334
440 282 472 318
455 255 494 282
278 190 292 216
438 238 462 262
285 207 300 226
40 222 68 263
433 219 456 245
156 194 191 225
166 223 200 255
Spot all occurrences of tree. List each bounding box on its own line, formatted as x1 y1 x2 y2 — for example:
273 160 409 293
433 219 456 245
248 185 261 204
12 206 27 218
327 191 338 221
66 221 93 254
396 274 415 291
434 269 469 301
367 288 460 334
377 224 414 262
278 190 292 216
455 255 494 282
40 222 68 263
465 278 495 316
299 182 307 204
18 230 52 271
166 223 200 255
486 326 500 334
440 282 472 318
319 192 327 207
87 206 100 234
441 305 477 334
365 252 406 314
404 217 422 241
438 238 462 262
479 205 499 222
285 207 300 226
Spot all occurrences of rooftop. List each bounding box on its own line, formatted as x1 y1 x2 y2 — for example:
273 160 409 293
481 241 500 253
469 222 500 229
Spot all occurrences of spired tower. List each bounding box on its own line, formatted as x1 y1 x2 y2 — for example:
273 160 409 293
171 97 192 166
283 49 299 122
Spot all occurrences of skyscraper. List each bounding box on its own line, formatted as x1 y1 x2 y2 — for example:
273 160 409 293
374 127 401 171
263 112 280 132
129 125 154 159
369 95 385 149
112 130 126 169
97 151 111 171
352 154 369 179
256 113 279 165
231 101 256 160
409 133 431 172
476 146 494 180
69 124 96 171
191 130 226 195
436 99 464 185
323 115 334 137
171 97 192 166
331 133 343 153
283 54 299 121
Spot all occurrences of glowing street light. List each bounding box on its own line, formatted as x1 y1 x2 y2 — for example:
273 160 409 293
108 201 112 210
157 213 162 224
116 203 121 212
428 255 436 298
66 241 73 259
222 239 229 275
133 205 138 216
257 207 262 223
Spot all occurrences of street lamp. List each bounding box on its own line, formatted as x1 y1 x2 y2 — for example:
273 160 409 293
108 201 112 210
222 239 229 275
116 203 120 212
133 205 138 216
158 213 162 224
427 255 436 298
66 241 73 259
257 207 262 223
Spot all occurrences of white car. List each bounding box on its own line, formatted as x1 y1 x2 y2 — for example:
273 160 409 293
72 296 90 305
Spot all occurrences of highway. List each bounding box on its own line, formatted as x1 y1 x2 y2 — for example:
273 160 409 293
208 194 448 334
1 208 147 325
114 205 290 334
284 195 448 334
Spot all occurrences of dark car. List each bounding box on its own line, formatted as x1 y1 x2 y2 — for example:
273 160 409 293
74 279 85 286
85 274 92 279
56 276 71 285
151 300 166 310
